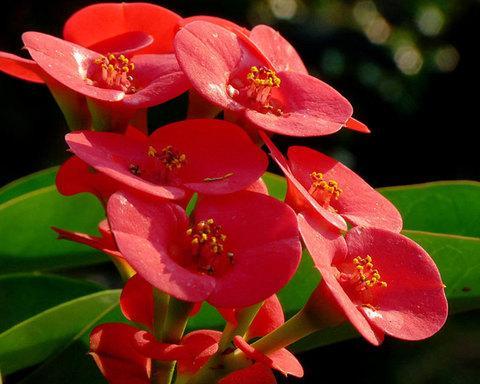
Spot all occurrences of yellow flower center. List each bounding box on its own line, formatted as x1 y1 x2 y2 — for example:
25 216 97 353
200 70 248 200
93 53 136 93
351 255 388 291
308 171 342 207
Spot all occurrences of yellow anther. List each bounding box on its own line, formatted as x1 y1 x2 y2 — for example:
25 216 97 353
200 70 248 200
108 64 115 72
186 229 193 236
351 254 387 290
147 146 157 157
122 66 130 73
309 171 342 202
192 238 199 245
108 54 115 61
159 145 186 171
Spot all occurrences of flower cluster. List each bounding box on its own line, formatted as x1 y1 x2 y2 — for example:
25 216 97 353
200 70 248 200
1 3 448 384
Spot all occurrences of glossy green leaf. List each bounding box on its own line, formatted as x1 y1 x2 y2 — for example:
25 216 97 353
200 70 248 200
0 167 57 205
0 183 107 274
0 290 120 375
0 273 104 333
379 181 480 238
262 171 287 201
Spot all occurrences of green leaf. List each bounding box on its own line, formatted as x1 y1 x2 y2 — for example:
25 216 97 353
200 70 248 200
0 167 57 205
0 290 120 376
379 181 480 238
0 183 107 274
19 302 125 384
403 230 480 313
262 171 287 201
0 273 104 333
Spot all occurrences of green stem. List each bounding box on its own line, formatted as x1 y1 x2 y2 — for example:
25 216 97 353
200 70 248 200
150 289 171 384
151 297 194 384
250 308 318 354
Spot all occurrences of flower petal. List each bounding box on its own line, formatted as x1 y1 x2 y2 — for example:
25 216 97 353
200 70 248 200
260 132 347 231
247 295 285 339
108 192 215 303
178 330 222 374
298 213 384 345
245 71 352 136
149 119 268 195
287 146 403 232
344 117 370 133
23 32 125 102
121 274 154 330
233 336 303 377
90 323 150 384
0 51 44 83
63 2 181 54
122 53 190 108
345 227 448 341
174 21 269 112
66 131 185 200
219 363 277 384
56 156 120 202
194 191 301 308
88 31 154 56
250 25 307 74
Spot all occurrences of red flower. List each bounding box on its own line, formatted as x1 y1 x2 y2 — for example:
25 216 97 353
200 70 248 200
232 336 303 378
299 219 448 345
174 21 356 137
107 190 301 308
56 156 120 204
90 323 214 384
63 3 182 55
262 133 402 232
66 119 268 199
22 32 188 107
52 219 121 260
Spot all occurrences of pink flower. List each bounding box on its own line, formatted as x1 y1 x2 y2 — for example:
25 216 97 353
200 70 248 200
300 220 448 345
262 132 402 232
66 119 268 200
174 21 356 137
107 190 301 307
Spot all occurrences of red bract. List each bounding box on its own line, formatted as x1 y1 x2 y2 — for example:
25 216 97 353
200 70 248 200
262 133 402 232
233 336 303 378
174 21 355 137
107 190 301 307
52 219 122 260
299 219 448 345
119 273 202 331
218 295 285 339
63 2 182 55
90 323 151 384
249 25 368 133
90 323 211 384
56 156 120 203
219 362 277 384
22 32 188 107
66 119 268 199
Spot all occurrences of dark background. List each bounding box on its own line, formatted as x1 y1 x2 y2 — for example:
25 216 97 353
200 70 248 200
1 1 479 383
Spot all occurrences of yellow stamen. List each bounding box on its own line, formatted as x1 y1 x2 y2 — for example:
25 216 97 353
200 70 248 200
351 255 388 291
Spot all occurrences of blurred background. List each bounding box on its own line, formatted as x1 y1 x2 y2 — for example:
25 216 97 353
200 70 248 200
0 1 478 383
